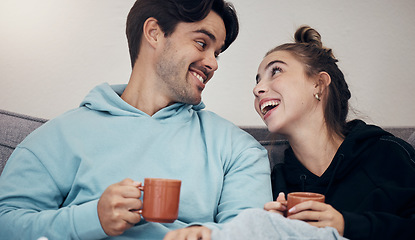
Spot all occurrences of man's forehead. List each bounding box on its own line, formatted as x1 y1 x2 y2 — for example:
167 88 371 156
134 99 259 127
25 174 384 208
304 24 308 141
184 12 225 39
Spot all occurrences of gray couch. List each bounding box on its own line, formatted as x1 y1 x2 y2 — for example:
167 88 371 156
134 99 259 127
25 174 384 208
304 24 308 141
1 109 415 175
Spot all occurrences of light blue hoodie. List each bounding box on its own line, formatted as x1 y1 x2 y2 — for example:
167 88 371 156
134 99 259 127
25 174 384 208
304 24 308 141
0 83 272 240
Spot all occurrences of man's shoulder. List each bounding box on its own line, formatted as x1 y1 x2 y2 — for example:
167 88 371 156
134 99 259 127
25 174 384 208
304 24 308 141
195 109 241 130
194 109 263 147
20 107 94 144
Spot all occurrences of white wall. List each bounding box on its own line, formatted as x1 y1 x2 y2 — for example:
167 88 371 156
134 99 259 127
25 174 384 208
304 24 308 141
1 0 414 127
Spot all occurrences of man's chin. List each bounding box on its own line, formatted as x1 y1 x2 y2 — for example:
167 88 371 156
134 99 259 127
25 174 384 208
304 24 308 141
184 96 202 106
188 99 202 105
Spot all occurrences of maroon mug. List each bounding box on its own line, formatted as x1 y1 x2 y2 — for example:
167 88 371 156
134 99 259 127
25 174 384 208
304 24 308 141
139 178 181 223
286 192 325 217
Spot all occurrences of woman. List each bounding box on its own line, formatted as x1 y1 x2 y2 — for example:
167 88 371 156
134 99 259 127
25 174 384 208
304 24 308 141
255 26 415 239
211 26 415 240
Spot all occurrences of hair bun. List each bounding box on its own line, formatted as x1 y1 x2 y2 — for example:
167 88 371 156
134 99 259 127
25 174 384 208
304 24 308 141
294 25 336 61
294 25 322 48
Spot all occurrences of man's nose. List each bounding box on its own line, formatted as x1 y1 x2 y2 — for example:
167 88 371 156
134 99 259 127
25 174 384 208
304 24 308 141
202 52 218 72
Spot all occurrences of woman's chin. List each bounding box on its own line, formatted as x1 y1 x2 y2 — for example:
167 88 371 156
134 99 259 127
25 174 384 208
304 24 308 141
266 122 285 135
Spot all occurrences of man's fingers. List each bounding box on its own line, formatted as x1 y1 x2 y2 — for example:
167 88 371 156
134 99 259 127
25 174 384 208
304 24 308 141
163 226 211 240
124 209 142 225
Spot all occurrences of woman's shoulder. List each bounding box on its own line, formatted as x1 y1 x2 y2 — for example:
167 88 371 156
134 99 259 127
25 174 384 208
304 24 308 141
378 135 415 163
365 135 415 176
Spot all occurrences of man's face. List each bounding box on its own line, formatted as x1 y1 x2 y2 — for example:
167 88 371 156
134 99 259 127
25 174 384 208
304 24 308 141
155 11 226 105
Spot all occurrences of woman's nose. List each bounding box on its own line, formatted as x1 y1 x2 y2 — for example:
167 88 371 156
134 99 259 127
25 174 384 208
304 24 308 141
253 81 267 97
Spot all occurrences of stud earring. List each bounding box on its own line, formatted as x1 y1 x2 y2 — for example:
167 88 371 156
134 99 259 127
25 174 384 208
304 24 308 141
314 93 321 101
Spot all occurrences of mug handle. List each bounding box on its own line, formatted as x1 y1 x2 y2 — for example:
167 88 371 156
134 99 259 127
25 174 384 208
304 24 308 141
131 186 144 214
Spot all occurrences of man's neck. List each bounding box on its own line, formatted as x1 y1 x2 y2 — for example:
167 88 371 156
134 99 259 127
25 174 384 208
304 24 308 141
121 64 173 116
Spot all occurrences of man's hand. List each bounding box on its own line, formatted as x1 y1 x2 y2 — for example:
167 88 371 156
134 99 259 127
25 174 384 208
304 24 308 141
164 226 212 240
287 201 345 236
97 178 143 236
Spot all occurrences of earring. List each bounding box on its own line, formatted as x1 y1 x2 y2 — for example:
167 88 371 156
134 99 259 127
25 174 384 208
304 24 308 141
314 93 321 101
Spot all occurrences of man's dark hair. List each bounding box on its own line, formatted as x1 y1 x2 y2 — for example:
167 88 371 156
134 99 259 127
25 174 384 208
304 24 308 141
126 0 239 67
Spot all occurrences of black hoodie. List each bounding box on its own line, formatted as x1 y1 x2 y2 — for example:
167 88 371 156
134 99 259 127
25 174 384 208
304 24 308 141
271 120 415 240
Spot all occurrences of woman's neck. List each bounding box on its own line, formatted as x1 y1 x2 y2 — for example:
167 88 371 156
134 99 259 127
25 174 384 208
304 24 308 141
287 124 344 177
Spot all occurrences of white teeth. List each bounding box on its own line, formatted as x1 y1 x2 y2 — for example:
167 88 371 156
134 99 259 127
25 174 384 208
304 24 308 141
192 72 205 83
260 100 280 115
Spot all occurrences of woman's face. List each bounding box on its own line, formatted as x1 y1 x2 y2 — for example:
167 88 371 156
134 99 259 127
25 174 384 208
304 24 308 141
253 50 320 134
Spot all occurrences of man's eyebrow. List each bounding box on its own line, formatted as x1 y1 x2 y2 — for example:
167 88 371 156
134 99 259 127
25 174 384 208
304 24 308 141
194 29 216 42
194 29 225 53
256 60 287 83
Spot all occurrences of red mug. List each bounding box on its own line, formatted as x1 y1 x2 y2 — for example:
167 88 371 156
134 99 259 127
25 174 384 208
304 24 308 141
139 178 181 223
286 192 325 217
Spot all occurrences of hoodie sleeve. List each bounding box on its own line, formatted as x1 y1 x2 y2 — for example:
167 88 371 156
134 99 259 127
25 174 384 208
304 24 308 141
0 148 108 240
172 126 273 231
214 127 273 226
342 136 415 240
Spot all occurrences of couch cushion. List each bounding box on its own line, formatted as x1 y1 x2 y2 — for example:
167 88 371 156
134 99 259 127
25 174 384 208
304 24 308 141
0 110 47 174
1 109 414 175
408 132 415 148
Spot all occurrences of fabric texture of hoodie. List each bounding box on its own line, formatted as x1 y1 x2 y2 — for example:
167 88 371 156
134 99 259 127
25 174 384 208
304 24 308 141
271 120 415 240
0 83 272 240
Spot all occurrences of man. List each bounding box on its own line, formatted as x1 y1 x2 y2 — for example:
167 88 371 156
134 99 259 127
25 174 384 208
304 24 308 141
0 0 272 239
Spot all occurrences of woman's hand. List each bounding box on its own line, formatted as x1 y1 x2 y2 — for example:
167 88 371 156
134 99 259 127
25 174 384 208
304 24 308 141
287 201 345 236
264 192 287 215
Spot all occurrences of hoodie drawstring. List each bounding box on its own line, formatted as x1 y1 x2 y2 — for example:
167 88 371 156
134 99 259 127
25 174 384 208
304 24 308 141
300 174 307 192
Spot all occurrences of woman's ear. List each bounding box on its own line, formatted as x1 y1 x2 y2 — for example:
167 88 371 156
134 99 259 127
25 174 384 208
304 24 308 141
317 71 331 94
142 17 162 49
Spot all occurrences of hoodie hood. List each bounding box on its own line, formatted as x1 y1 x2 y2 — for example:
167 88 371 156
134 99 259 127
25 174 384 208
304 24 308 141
79 83 205 122
281 120 393 194
334 120 393 179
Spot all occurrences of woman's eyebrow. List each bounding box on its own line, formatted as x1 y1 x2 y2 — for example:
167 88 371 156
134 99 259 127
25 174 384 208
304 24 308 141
256 60 287 82
264 60 287 72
